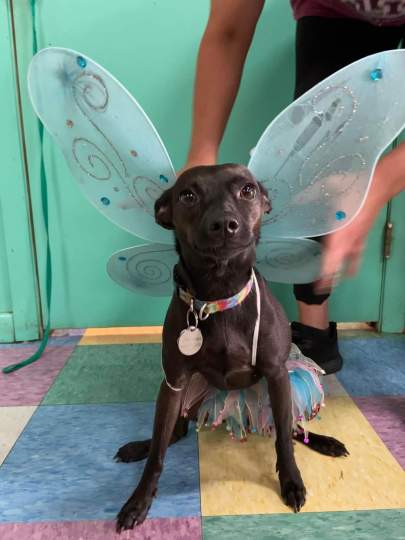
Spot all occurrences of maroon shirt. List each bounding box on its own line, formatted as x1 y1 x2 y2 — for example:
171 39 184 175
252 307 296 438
291 0 405 26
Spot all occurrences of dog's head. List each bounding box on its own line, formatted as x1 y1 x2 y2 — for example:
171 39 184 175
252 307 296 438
154 164 270 264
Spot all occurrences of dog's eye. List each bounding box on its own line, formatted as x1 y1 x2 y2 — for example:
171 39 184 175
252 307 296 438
179 190 197 206
240 184 257 200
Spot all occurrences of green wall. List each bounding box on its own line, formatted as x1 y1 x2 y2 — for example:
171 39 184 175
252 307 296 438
0 206 11 314
0 0 403 338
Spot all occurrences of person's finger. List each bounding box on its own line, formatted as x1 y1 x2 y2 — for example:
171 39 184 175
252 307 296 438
316 263 340 293
317 239 365 293
345 246 364 276
316 237 347 292
315 273 335 294
319 243 343 279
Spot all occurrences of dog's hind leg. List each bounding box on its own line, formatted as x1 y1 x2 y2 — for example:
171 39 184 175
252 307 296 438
114 415 189 463
293 429 349 457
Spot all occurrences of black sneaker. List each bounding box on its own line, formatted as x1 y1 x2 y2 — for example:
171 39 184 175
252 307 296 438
291 321 343 374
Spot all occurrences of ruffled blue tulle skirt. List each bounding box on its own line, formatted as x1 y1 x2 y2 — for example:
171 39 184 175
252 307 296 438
180 344 325 441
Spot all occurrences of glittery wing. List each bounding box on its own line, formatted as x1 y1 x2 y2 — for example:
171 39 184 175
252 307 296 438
109 239 320 293
249 49 405 239
256 238 321 284
28 47 175 244
107 244 178 296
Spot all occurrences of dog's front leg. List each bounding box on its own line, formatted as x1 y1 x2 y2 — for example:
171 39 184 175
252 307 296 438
116 379 186 532
266 369 306 512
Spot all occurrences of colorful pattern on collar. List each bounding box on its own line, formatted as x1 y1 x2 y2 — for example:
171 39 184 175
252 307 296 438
178 270 254 315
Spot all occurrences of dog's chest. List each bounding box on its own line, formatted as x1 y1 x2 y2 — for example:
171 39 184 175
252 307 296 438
191 316 260 390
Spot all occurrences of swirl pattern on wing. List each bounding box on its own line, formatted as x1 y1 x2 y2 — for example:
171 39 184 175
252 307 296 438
71 71 129 183
258 88 358 228
72 138 114 180
249 50 405 238
28 48 179 243
107 244 177 295
295 153 367 207
256 239 321 284
126 248 173 287
258 246 316 269
68 66 172 226
264 84 359 227
131 176 165 215
72 72 109 112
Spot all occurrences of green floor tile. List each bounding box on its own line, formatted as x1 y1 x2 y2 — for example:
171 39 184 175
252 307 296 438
43 344 163 404
203 510 405 540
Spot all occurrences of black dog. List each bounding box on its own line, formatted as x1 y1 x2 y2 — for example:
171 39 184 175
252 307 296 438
115 164 348 532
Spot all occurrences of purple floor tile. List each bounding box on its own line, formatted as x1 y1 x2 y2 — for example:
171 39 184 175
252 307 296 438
353 396 405 469
0 517 201 539
0 346 75 406
0 336 81 348
51 328 85 337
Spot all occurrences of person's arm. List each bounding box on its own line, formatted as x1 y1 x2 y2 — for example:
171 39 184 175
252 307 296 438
317 142 405 290
183 0 265 170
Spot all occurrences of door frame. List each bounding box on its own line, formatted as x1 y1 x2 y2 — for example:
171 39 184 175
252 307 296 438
379 189 405 332
0 0 41 342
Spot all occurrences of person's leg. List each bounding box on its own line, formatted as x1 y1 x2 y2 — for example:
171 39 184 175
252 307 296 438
297 302 329 329
292 16 404 373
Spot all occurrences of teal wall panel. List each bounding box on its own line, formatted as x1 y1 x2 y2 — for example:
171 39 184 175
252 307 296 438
2 0 402 332
0 204 12 313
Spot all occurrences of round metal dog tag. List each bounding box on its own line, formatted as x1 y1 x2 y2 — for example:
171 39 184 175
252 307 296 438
177 327 203 356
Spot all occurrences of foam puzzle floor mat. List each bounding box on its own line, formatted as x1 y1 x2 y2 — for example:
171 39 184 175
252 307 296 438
0 328 404 539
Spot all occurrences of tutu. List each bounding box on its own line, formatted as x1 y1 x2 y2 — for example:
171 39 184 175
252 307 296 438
180 343 325 441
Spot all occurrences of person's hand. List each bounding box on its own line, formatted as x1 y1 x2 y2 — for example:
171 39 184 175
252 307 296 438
317 142 405 292
316 186 379 292
177 155 217 179
316 216 370 293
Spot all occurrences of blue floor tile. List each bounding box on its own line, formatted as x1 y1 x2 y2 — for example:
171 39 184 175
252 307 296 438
0 403 199 522
338 338 405 396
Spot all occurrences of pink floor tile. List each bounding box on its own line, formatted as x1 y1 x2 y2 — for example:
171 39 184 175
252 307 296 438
0 346 75 406
0 517 201 540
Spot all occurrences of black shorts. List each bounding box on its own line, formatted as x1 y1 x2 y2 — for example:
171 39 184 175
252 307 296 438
293 16 405 305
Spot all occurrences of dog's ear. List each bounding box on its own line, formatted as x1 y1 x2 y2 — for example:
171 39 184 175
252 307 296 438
258 182 271 214
155 188 174 229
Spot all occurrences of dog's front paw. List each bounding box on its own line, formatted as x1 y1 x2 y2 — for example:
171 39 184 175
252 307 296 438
116 491 154 533
280 474 306 513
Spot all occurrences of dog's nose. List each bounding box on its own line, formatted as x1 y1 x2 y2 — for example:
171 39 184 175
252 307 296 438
208 217 240 236
226 218 240 234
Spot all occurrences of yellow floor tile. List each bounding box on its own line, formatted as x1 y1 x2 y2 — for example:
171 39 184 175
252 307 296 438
0 406 36 465
337 322 374 331
199 395 405 516
323 374 349 397
79 326 163 345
